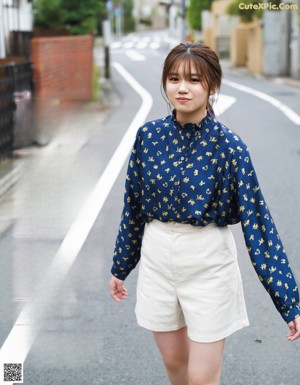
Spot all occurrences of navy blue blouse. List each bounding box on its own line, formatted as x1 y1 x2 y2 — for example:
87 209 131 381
111 110 300 323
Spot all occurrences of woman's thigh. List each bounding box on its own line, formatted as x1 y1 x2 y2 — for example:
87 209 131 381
153 327 189 363
188 339 225 385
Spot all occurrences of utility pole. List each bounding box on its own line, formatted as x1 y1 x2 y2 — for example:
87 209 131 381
179 0 186 42
103 0 112 79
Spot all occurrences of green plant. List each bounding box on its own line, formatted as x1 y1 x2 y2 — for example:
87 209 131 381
187 0 211 31
33 0 65 29
139 18 152 26
121 0 136 33
226 0 265 23
92 61 100 101
34 0 106 35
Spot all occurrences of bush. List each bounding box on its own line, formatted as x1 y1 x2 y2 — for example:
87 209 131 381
187 0 210 31
226 0 264 23
34 0 106 35
139 18 152 26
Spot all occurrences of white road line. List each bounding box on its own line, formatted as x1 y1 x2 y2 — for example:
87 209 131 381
136 41 148 50
149 42 161 50
223 78 300 125
213 94 236 117
123 41 135 49
125 49 146 61
0 62 153 379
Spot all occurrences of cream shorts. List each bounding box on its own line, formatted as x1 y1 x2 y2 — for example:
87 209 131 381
135 219 249 343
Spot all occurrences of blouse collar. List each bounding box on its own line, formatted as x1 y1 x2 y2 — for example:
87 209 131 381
171 109 217 130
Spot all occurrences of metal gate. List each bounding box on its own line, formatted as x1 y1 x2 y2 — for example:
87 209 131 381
0 64 15 161
0 61 33 161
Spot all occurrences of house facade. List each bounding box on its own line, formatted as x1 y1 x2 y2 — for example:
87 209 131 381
0 0 33 59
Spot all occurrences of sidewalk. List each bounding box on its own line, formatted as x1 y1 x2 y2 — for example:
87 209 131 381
0 74 120 237
221 58 300 88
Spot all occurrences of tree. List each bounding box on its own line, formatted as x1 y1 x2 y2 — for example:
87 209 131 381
34 0 106 35
122 0 135 33
226 0 263 23
187 0 211 31
33 0 65 29
111 0 136 34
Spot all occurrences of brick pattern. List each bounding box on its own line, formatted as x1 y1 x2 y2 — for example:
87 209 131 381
31 35 93 101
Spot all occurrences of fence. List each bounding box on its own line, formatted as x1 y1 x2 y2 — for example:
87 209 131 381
0 61 33 161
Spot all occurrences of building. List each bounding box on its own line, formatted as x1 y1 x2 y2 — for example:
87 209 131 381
0 0 33 59
134 0 169 29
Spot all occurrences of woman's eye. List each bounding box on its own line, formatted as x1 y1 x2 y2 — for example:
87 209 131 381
169 76 179 82
191 78 200 83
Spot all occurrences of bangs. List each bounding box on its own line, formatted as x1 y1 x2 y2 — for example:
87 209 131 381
161 42 222 109
167 54 210 89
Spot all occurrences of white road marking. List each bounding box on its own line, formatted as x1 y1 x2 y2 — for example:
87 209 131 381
149 42 161 50
213 94 236 117
125 49 146 61
0 62 153 377
223 78 300 125
123 41 135 49
110 41 122 49
136 41 148 49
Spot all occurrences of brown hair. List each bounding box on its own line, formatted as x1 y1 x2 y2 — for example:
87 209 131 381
161 42 222 111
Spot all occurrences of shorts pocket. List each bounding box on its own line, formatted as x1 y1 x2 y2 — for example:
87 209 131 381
216 226 237 260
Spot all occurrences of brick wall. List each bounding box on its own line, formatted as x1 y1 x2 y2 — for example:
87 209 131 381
31 35 93 101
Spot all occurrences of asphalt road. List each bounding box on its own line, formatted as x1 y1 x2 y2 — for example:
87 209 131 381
0 29 300 385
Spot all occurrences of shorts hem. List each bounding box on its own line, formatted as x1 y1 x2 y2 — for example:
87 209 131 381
136 316 187 333
188 320 250 343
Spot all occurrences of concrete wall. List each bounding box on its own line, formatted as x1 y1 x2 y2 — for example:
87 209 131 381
203 0 239 55
230 21 263 74
247 21 263 75
230 24 248 67
31 35 93 101
289 8 299 78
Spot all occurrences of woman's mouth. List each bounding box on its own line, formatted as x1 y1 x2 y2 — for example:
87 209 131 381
176 97 191 103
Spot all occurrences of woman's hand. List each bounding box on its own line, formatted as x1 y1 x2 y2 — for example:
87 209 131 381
109 276 128 302
287 316 300 341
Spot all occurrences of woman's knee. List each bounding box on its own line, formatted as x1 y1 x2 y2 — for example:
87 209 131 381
188 367 221 385
163 352 188 373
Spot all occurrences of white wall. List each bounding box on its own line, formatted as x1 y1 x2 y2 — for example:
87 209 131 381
0 0 33 58
19 0 33 31
0 0 6 57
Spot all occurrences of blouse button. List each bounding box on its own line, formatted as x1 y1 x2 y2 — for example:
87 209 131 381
180 157 184 161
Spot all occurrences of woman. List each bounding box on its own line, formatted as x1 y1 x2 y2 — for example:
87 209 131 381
109 43 300 385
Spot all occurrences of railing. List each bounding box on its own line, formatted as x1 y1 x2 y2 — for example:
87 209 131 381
0 61 33 161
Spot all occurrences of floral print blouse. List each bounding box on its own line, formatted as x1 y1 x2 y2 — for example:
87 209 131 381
111 110 300 323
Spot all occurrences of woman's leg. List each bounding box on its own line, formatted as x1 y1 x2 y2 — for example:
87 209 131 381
153 327 189 385
188 339 225 385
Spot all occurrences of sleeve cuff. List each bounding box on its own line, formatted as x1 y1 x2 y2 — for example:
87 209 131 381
111 265 128 281
281 304 300 323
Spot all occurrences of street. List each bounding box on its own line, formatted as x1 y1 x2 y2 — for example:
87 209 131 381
0 29 300 384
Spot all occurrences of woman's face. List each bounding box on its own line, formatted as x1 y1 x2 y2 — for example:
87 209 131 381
166 61 209 125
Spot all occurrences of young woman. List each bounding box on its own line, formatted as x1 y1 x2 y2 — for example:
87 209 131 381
109 42 300 385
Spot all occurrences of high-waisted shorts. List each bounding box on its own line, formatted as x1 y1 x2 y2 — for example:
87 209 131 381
135 219 249 343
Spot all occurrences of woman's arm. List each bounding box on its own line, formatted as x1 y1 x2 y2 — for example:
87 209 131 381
232 145 300 326
111 129 146 280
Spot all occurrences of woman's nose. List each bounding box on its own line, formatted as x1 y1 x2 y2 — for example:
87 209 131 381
178 80 188 93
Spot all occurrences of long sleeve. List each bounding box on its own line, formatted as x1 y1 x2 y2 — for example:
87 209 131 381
232 145 300 323
111 131 146 280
